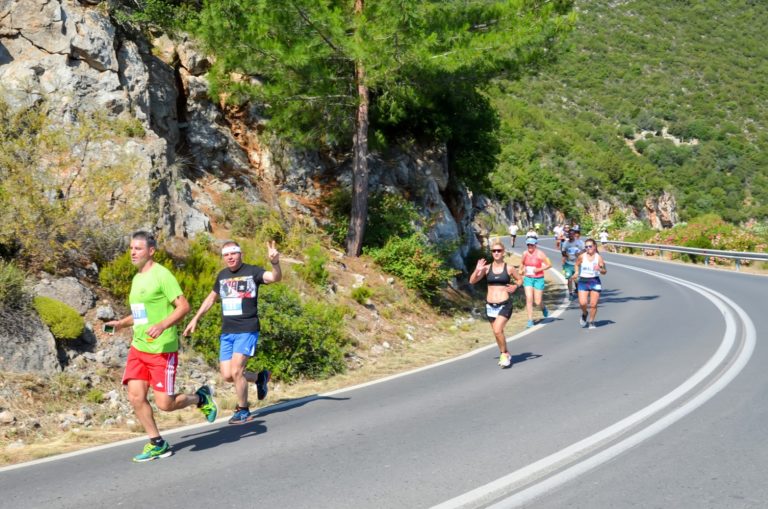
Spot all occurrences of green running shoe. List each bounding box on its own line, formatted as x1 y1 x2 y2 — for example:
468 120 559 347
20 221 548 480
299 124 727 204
133 441 172 462
196 385 218 423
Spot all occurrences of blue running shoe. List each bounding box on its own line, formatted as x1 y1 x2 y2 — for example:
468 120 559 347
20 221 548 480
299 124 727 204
526 320 535 328
228 407 253 425
542 306 549 318
133 441 172 462
256 370 271 401
196 385 218 423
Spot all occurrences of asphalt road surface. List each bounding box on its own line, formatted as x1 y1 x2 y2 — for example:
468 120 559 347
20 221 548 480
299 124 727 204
1 238 765 509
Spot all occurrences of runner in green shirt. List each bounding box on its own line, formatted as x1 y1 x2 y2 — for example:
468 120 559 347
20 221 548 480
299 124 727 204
105 231 218 462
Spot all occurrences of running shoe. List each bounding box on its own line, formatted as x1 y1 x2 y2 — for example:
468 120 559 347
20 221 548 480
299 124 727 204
542 306 549 318
196 385 218 423
498 352 512 368
580 313 588 327
526 320 535 328
133 441 172 462
588 322 597 330
228 407 252 425
255 369 271 401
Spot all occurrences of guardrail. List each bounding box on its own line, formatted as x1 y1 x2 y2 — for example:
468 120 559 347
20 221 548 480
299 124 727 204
606 240 768 271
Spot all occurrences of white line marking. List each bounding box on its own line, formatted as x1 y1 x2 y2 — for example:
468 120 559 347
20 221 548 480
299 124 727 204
432 262 755 509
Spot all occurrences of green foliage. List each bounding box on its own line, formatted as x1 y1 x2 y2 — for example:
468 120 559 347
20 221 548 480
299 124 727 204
325 190 420 249
295 244 329 287
367 234 459 299
0 260 27 309
251 284 350 382
351 285 372 305
110 0 197 33
219 193 285 242
488 0 768 221
33 296 85 341
195 1 574 150
85 389 104 404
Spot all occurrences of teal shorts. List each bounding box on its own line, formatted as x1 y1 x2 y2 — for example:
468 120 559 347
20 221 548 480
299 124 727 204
523 276 545 291
562 263 575 279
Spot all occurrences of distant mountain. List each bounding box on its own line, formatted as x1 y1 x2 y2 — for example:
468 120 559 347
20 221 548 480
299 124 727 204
488 0 768 223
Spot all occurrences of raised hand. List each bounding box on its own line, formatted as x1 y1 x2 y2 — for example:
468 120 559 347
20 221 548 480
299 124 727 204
267 240 280 265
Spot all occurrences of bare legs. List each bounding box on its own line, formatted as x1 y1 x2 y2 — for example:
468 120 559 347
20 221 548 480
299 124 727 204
220 353 258 408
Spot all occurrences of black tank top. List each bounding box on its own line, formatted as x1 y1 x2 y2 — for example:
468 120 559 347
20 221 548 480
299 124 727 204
487 263 511 286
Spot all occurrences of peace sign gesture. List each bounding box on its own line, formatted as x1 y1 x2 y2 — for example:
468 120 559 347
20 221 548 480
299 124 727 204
267 240 280 265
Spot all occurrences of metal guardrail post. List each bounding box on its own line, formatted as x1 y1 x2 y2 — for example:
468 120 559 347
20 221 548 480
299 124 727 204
736 259 741 272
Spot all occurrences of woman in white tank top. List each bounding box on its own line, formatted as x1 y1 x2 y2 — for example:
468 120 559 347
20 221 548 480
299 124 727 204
572 238 607 329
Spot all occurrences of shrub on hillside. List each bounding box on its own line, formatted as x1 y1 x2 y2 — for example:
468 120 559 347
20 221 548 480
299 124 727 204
351 285 372 305
294 244 329 287
0 260 27 309
33 296 84 340
253 284 349 381
367 234 458 299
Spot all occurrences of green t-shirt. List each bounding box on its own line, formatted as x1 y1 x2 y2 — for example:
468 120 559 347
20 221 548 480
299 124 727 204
129 263 184 354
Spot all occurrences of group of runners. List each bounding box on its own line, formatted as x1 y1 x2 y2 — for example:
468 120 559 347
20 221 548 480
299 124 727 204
104 231 277 462
474 223 607 368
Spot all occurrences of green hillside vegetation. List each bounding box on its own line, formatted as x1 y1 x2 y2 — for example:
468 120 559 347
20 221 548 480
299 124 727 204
489 0 768 223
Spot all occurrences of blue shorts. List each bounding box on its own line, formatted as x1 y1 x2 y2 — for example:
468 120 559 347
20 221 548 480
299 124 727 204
577 277 602 293
220 332 259 361
523 276 545 291
562 263 575 279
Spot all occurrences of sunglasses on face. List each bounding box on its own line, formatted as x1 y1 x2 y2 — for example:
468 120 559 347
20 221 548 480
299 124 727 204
491 249 504 253
586 245 595 249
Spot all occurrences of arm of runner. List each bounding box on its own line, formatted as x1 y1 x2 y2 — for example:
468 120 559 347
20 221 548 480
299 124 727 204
146 295 190 339
572 253 583 280
599 255 607 275
183 290 218 337
507 265 523 291
263 240 282 284
105 315 134 331
540 253 552 272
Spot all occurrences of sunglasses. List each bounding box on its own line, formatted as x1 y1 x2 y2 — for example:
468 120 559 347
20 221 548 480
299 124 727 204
491 249 504 253
586 245 596 249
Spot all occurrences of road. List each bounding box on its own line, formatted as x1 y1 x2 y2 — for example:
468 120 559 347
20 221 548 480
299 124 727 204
0 239 764 509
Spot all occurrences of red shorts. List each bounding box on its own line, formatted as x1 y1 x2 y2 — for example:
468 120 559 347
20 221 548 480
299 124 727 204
122 346 178 395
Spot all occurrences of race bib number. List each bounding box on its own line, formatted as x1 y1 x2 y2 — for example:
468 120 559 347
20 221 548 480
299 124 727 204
131 303 148 325
222 297 243 316
486 303 501 318
525 266 537 276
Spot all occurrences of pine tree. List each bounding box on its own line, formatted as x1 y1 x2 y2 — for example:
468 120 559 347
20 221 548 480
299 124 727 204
195 0 575 256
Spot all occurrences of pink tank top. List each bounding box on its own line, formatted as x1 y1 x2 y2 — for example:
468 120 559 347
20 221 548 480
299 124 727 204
522 251 544 278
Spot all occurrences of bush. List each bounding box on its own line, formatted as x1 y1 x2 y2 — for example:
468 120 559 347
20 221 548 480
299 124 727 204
324 190 419 249
33 296 84 340
351 285 372 305
252 284 350 382
367 234 459 299
294 244 329 287
0 260 27 309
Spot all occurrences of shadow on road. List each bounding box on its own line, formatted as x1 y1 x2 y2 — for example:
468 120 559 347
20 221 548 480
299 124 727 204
171 395 349 453
510 352 542 364
597 289 659 303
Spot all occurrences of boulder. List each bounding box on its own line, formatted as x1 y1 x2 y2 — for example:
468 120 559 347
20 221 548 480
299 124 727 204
33 276 95 315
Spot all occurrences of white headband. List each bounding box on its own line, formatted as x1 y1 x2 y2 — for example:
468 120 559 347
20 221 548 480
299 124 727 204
221 245 242 255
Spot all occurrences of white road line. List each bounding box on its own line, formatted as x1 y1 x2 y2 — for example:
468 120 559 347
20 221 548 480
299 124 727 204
432 262 756 509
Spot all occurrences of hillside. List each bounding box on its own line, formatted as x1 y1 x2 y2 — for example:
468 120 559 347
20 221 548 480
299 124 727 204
488 0 768 223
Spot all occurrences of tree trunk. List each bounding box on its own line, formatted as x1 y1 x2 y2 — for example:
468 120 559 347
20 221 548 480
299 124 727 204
345 0 369 257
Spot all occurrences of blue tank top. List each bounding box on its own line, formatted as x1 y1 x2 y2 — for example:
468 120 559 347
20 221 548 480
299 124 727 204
487 263 511 286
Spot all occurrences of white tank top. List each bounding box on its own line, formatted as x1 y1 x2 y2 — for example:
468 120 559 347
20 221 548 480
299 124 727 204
579 254 602 278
